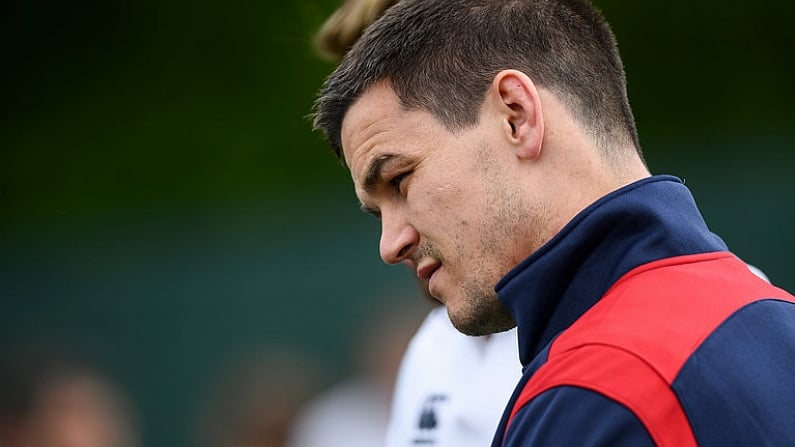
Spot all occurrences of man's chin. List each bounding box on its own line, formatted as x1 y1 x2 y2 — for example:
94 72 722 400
447 303 516 336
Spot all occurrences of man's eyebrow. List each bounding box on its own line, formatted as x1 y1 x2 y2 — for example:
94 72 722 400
363 153 400 194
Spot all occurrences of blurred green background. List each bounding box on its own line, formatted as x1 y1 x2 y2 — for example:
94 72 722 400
2 0 793 446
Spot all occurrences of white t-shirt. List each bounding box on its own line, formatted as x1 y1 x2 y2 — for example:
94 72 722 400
385 306 521 447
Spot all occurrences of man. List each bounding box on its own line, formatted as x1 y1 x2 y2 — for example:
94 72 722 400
313 2 774 446
314 2 521 445
311 0 795 445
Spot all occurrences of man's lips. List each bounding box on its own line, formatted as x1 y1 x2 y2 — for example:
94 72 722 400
416 261 441 282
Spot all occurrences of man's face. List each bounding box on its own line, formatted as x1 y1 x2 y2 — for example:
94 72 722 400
340 82 545 336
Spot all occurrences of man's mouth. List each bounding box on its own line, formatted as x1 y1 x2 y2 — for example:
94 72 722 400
417 261 441 282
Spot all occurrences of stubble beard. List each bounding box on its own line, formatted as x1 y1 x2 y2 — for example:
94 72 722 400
417 240 516 336
449 278 516 336
444 198 523 337
445 141 548 336
444 144 526 336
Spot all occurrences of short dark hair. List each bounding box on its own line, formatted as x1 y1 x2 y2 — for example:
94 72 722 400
312 0 641 161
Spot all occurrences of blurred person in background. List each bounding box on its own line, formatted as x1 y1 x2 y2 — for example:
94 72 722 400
194 344 324 447
384 278 520 446
286 294 425 447
312 1 521 445
311 0 795 445
0 339 139 447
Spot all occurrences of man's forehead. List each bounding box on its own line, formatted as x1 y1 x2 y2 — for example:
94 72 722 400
340 84 403 174
342 84 399 137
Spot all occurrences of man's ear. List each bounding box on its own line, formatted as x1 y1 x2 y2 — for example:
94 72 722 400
488 69 544 160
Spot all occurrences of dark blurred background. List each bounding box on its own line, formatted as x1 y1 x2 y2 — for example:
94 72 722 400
1 1 793 446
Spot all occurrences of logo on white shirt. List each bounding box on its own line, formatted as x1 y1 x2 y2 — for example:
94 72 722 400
413 393 448 444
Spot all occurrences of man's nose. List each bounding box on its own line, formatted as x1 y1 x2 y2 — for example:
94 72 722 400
379 211 419 264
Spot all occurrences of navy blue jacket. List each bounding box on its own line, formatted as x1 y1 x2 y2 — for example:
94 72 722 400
491 175 795 446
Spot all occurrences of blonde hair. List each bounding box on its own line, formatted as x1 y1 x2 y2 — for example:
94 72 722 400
314 0 398 61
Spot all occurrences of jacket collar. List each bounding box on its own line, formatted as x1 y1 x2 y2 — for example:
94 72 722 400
496 175 728 366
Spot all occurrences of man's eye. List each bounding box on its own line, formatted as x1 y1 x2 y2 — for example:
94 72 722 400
390 172 409 194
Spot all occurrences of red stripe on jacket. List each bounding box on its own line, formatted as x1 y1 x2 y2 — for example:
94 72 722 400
505 252 793 446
